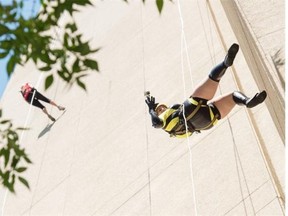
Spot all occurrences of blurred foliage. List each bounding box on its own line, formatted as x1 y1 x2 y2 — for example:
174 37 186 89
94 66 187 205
0 0 99 91
0 0 168 193
0 0 169 90
0 109 32 193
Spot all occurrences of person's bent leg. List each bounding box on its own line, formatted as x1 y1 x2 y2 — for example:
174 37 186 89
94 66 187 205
210 93 236 119
42 107 56 121
50 100 65 111
35 90 65 111
191 77 219 100
191 43 239 100
211 90 267 119
32 98 55 121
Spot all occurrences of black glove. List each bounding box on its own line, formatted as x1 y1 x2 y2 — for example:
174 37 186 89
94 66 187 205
145 96 158 111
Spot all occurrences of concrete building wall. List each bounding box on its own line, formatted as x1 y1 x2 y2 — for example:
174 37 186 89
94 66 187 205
0 0 284 215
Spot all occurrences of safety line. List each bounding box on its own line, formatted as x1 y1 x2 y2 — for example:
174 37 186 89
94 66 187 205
177 1 198 215
206 0 284 213
197 0 259 214
231 0 285 210
204 1 216 65
230 3 285 207
25 26 67 213
1 72 44 216
1 2 44 210
28 74 62 215
203 1 256 214
228 117 252 215
196 0 215 65
141 4 152 216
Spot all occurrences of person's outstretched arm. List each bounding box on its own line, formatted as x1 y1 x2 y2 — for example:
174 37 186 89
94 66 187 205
145 96 163 128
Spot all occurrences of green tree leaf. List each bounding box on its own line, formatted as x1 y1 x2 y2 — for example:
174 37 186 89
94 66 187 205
15 167 27 173
39 65 52 71
0 51 9 59
66 23 77 33
18 176 30 189
24 156 32 164
0 0 167 195
0 24 10 35
7 56 16 75
76 78 86 91
45 74 54 90
156 0 164 13
72 59 81 73
3 149 10 168
83 59 98 71
0 120 11 124
11 156 20 168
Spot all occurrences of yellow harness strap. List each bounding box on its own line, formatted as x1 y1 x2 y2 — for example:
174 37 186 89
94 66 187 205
187 98 219 130
196 110 219 131
186 98 204 120
170 98 203 136
171 98 220 137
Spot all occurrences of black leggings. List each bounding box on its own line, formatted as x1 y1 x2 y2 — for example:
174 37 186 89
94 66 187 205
26 90 51 110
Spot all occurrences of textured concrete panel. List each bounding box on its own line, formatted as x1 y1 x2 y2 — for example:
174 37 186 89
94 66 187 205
0 0 284 215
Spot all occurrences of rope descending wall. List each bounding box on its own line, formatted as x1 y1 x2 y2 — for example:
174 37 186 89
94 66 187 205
207 0 285 212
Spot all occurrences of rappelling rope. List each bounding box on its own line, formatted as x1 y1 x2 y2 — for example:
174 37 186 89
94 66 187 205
1 72 44 216
1 5 60 212
231 1 285 210
141 4 152 216
177 1 198 215
203 0 266 214
201 1 253 214
1 0 45 209
20 74 45 141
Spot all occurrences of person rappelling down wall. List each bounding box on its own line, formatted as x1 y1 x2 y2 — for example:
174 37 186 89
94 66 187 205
145 43 267 138
20 83 65 122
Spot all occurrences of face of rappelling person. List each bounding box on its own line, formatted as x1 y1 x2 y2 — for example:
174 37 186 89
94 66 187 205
156 104 167 116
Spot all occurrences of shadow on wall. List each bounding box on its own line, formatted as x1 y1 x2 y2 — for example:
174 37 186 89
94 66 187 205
38 110 66 138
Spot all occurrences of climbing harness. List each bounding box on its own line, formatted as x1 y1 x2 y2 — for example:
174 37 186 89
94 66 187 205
159 97 219 138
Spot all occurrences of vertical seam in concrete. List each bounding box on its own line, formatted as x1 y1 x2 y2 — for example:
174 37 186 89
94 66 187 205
200 2 254 212
1 73 45 216
141 4 152 216
61 103 83 215
27 123 51 214
228 116 256 215
223 0 285 142
208 0 285 212
27 77 60 215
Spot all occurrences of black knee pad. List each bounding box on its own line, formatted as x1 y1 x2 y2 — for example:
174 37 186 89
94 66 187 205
232 91 248 106
209 62 227 82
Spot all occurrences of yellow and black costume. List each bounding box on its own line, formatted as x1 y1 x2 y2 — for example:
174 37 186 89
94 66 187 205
145 43 267 138
148 97 221 138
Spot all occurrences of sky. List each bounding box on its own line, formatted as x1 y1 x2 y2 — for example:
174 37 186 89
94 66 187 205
0 0 41 99
0 57 9 99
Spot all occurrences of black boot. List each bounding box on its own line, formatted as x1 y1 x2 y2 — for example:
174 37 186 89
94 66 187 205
246 91 267 108
224 43 239 67
209 43 239 82
232 91 267 108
